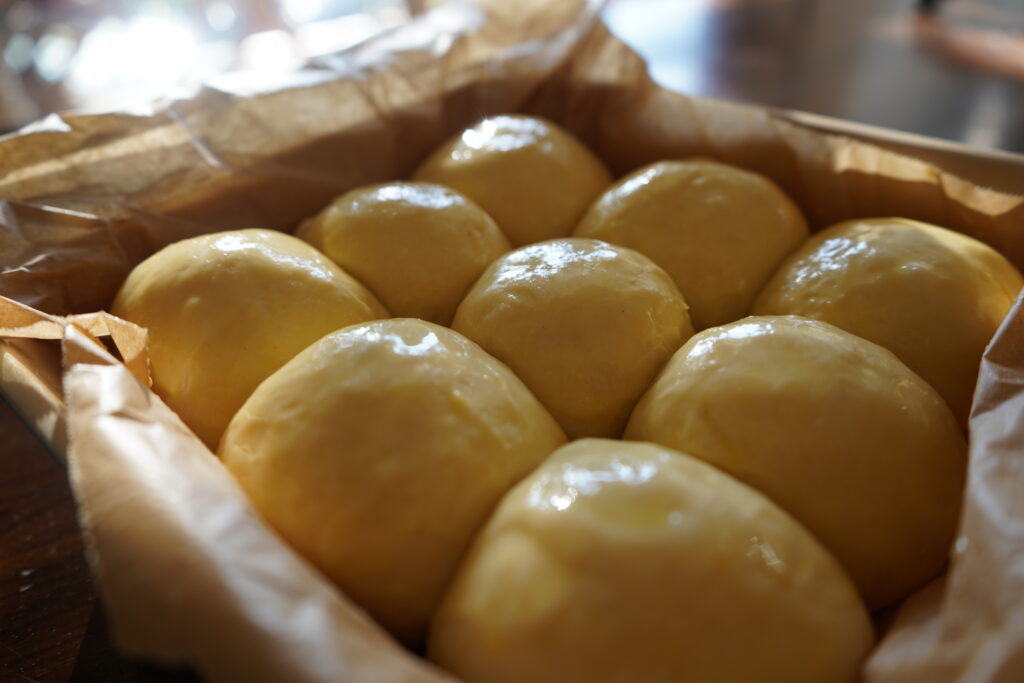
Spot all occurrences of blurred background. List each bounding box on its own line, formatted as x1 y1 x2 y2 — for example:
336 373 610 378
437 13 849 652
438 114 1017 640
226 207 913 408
0 0 1023 151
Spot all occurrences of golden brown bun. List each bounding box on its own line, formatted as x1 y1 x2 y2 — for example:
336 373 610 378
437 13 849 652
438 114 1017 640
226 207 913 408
219 318 566 644
627 315 967 609
430 438 874 683
111 228 387 449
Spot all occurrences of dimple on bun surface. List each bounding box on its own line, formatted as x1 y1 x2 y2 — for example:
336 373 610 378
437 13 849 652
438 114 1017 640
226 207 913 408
429 438 874 683
413 115 611 246
574 159 808 330
298 182 510 325
626 315 967 609
753 217 1024 426
452 237 694 439
218 318 566 645
111 228 387 449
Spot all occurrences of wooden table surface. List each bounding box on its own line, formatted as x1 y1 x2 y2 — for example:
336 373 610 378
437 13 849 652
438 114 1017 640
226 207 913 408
2 0 1024 680
0 400 198 681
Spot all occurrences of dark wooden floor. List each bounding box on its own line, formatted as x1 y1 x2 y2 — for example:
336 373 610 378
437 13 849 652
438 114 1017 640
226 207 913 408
0 400 199 682
2 0 1024 680
0 401 90 682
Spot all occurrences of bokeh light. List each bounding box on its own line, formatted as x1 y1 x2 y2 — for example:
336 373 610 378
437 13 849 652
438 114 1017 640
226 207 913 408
0 0 413 128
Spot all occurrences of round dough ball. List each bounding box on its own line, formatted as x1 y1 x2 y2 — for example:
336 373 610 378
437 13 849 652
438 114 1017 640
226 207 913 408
111 229 387 449
451 238 694 439
429 438 874 683
413 115 611 246
574 159 809 330
753 217 1024 426
626 316 967 609
219 319 566 644
297 182 511 325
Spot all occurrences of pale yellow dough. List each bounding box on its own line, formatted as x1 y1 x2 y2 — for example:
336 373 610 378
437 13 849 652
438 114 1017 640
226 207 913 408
753 217 1024 426
452 238 694 439
429 439 874 683
626 316 967 609
111 229 386 449
574 159 809 330
297 182 510 325
219 319 566 645
413 115 611 246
